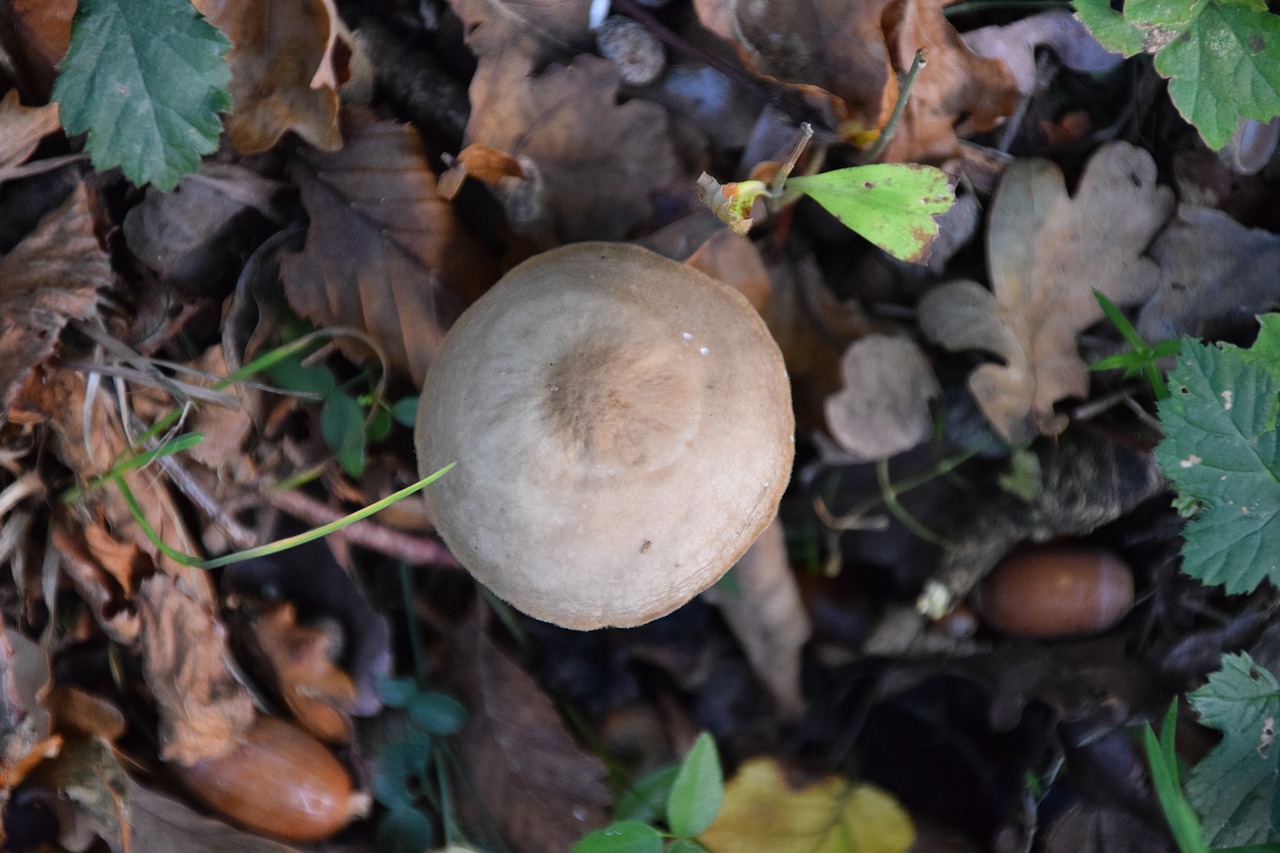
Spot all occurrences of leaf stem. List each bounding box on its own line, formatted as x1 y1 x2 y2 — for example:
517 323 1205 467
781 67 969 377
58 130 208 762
862 49 927 163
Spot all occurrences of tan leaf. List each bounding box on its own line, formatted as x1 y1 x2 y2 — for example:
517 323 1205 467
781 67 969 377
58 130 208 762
962 10 1123 96
136 574 256 766
466 54 679 243
824 335 940 462
702 519 811 718
279 114 498 385
451 610 609 852
448 0 593 65
0 90 60 169
685 228 772 311
126 776 301 853
1 0 74 100
0 182 107 413
0 627 59 793
919 142 1174 444
194 0 342 153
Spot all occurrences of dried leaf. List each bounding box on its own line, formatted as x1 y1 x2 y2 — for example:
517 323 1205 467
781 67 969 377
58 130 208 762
699 758 915 853
279 114 497 385
962 10 1124 96
0 627 59 793
136 574 256 766
824 335 940 462
702 519 811 718
51 519 142 645
0 89 60 169
37 735 132 853
193 0 342 153
684 229 772 311
127 775 301 853
0 182 108 413
1138 204 1280 342
451 610 609 851
448 0 592 65
0 0 75 99
919 142 1174 444
465 54 679 243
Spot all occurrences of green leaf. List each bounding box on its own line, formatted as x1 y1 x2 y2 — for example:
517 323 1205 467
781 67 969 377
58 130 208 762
667 733 724 838
406 691 467 736
1186 652 1280 846
1073 0 1147 56
785 164 955 264
617 766 679 824
1126 0 1207 27
266 356 336 398
390 395 419 428
321 393 367 477
1155 2 1280 150
372 729 433 809
1154 327 1280 592
376 676 419 709
52 0 231 190
572 821 664 853
1142 702 1210 853
376 805 435 853
367 405 394 443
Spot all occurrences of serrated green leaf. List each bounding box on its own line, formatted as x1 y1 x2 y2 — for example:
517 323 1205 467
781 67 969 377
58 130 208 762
1156 2 1280 150
667 732 723 838
52 0 230 190
321 393 367 477
1155 330 1280 592
1074 0 1147 55
572 821 664 853
785 164 954 264
1241 314 1280 384
1126 0 1207 27
1186 652 1280 846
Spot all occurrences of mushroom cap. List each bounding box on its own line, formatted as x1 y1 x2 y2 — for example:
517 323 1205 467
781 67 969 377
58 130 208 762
416 242 794 629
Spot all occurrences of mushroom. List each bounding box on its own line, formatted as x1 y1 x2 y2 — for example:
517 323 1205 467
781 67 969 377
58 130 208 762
415 242 794 629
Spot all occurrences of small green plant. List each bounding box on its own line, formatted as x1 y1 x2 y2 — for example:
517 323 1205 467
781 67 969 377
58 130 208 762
370 676 469 853
1142 702 1210 853
1073 0 1280 150
1089 289 1182 399
576 732 724 853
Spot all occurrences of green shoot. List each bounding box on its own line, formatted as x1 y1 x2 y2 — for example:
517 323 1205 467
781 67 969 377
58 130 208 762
1141 702 1210 853
1089 289 1180 399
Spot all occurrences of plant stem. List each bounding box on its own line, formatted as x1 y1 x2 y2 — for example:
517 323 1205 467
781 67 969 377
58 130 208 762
862 49 927 163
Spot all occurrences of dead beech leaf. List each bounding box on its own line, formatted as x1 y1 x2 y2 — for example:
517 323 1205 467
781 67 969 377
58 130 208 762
193 0 342 153
0 182 107 413
1137 204 1280 342
466 54 679 243
127 776 300 853
919 142 1173 444
824 335 940 462
448 0 593 65
279 114 498 385
962 10 1123 96
0 90 60 169
0 0 74 100
451 611 609 851
136 574 256 766
702 519 811 718
699 757 915 853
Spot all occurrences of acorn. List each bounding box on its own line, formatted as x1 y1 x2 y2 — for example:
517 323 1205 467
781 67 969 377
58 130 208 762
973 546 1135 638
175 716 365 842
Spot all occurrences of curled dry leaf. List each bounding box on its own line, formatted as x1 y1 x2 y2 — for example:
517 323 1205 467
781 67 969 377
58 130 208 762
824 335 941 462
962 10 1124 96
0 182 107 413
136 574 256 766
1138 204 1280 342
465 54 679 243
0 89 60 169
0 0 73 100
919 142 1174 444
193 0 343 153
449 0 593 65
279 114 498 385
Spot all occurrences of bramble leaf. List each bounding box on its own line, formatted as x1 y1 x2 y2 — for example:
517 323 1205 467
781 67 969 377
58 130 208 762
53 0 231 191
786 164 954 264
1185 652 1280 846
1155 317 1280 592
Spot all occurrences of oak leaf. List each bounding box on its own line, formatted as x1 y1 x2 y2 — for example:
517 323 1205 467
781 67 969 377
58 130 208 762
919 142 1174 444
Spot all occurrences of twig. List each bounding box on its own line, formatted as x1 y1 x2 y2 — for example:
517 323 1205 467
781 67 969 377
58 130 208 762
862 49 927 163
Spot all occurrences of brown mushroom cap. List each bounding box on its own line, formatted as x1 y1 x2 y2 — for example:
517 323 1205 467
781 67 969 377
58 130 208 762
416 242 794 629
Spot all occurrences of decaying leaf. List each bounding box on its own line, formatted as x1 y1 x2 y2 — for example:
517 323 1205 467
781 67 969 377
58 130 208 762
0 89 60 169
702 519 811 718
193 0 343 153
0 0 75 100
0 182 108 414
684 228 772 311
448 0 593 66
824 335 940 462
962 10 1124 96
126 775 301 853
279 113 498 385
919 142 1174 444
1138 204 1280 342
136 574 256 766
451 609 609 851
0 627 59 795
34 734 132 853
465 54 679 243
699 757 916 853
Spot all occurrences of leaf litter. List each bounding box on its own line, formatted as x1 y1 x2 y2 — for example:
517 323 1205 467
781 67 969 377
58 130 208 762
1 0 1279 849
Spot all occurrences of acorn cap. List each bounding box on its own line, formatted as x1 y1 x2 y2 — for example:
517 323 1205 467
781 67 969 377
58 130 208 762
416 242 794 629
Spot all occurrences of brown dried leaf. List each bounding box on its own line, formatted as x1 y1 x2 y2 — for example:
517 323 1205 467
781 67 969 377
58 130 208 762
0 627 59 793
448 0 593 65
452 610 609 851
126 775 301 853
136 574 256 766
280 114 497 384
466 54 679 243
0 182 107 413
962 10 1123 96
0 90 60 169
919 142 1174 444
36 735 132 853
0 0 74 100
702 519 811 718
193 0 342 153
685 229 772 311
824 335 940 462
50 519 142 645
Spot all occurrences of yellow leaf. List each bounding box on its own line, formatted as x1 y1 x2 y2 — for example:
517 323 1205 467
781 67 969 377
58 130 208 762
699 758 915 853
